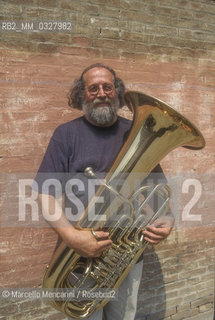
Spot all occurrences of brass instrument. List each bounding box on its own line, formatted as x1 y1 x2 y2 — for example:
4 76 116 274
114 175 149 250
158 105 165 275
42 91 205 318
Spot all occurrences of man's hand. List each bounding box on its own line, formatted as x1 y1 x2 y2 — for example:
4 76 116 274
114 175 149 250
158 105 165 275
142 219 173 245
62 229 112 258
37 193 112 258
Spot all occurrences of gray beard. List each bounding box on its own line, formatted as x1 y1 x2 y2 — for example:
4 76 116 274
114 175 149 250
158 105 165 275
82 97 120 126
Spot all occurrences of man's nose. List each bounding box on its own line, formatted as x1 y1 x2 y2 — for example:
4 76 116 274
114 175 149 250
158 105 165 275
97 86 106 98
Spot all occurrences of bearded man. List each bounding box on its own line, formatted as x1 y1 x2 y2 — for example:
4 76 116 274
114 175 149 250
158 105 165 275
36 63 173 320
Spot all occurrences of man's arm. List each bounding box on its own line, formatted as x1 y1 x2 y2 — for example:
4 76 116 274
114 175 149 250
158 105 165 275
38 193 112 257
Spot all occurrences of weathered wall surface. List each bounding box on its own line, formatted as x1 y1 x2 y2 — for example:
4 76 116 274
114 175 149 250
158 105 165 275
0 0 215 319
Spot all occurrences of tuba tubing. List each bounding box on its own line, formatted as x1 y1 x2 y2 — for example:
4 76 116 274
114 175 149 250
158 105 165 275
42 91 205 318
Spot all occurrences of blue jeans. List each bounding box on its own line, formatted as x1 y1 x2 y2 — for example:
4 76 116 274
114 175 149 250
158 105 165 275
68 260 143 320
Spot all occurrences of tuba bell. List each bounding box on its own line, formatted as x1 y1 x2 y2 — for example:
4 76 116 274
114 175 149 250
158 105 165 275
42 91 205 318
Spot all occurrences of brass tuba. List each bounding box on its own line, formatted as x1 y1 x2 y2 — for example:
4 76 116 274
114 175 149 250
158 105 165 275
42 91 205 318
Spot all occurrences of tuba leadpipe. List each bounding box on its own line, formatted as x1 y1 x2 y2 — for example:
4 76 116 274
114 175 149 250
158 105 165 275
42 91 205 318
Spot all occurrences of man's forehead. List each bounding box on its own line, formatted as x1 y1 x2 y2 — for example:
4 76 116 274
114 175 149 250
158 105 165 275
84 67 114 84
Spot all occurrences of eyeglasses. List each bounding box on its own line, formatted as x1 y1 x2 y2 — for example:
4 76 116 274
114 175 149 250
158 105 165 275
86 83 114 95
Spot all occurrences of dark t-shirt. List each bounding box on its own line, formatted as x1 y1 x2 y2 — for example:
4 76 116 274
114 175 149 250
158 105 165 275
35 115 167 221
35 116 133 216
37 116 131 176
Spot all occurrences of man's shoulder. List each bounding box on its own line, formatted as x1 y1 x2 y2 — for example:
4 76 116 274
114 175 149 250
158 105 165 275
48 116 85 144
56 116 84 131
52 116 85 138
118 116 132 128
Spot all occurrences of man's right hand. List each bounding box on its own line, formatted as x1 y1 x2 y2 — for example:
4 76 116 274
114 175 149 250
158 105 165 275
38 193 112 258
62 229 113 258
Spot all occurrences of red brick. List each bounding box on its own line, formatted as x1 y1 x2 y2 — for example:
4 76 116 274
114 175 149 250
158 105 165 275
37 43 59 53
73 36 92 47
59 46 100 57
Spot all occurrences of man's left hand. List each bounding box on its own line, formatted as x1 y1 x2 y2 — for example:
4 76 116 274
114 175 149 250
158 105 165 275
142 220 173 245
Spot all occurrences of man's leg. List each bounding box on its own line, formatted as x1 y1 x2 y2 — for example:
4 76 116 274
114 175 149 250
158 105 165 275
103 260 143 320
68 260 143 320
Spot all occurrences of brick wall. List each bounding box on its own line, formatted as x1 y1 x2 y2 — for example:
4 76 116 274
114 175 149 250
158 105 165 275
1 0 215 61
0 0 215 319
